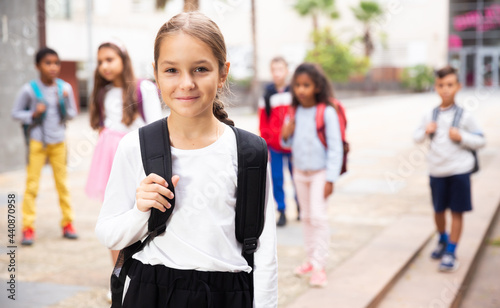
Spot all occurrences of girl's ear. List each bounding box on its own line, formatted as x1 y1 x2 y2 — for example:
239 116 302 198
218 62 231 88
152 62 159 87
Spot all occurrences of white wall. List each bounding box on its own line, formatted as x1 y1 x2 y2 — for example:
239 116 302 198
369 0 449 68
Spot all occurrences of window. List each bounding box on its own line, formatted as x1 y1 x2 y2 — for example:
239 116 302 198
46 0 71 20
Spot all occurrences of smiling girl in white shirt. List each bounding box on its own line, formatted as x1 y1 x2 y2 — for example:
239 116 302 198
95 12 277 308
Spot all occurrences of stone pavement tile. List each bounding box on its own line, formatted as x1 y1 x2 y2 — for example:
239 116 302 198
0 281 88 308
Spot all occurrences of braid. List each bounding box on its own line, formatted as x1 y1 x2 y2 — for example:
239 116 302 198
213 96 234 126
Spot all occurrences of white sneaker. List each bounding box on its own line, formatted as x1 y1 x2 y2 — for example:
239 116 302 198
439 253 459 272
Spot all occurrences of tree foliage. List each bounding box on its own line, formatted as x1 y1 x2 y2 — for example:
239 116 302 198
351 1 383 23
401 65 435 92
351 1 384 57
294 0 339 31
305 28 369 82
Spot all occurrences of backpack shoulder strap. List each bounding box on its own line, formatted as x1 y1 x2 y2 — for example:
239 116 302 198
330 98 348 142
452 106 464 128
111 118 173 308
139 118 175 235
230 126 268 263
30 80 48 121
316 103 327 147
432 106 440 122
55 79 67 119
30 80 44 102
136 79 146 122
451 106 479 173
429 106 441 140
230 125 268 305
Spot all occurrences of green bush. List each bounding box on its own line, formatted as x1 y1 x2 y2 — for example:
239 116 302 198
305 28 369 82
401 65 435 92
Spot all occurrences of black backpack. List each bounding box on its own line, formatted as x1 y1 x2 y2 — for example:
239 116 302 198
430 105 480 173
110 118 268 307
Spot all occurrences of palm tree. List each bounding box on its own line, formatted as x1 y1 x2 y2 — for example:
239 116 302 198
351 1 384 57
294 0 339 32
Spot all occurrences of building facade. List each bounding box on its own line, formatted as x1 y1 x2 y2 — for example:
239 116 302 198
449 0 500 87
45 0 450 94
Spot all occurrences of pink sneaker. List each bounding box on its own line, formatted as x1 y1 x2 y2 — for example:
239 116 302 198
294 262 313 276
309 270 327 287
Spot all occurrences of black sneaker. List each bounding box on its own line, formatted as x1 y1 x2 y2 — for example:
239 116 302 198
431 241 447 259
277 211 287 227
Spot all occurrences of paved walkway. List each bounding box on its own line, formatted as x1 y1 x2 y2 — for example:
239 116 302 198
0 89 499 307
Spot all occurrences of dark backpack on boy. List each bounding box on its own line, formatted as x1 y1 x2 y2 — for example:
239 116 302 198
110 118 268 308
431 105 480 173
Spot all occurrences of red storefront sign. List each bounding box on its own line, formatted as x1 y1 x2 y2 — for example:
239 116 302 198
453 4 500 32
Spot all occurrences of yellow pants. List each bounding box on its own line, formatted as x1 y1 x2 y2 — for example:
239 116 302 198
22 140 74 229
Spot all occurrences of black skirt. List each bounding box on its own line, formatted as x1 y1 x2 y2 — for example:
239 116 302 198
123 259 252 308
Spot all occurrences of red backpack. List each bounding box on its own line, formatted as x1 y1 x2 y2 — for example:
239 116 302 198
289 98 349 175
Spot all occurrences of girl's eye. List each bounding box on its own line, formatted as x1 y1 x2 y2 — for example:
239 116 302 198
195 67 208 73
165 68 177 73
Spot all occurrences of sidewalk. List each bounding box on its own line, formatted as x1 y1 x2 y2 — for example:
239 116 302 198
0 89 499 307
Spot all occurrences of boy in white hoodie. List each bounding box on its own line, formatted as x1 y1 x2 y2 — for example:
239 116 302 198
414 66 485 272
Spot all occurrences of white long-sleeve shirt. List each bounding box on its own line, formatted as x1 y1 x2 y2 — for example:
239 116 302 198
95 124 278 307
414 104 486 177
103 80 163 132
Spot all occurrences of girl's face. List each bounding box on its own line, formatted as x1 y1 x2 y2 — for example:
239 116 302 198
293 73 318 107
97 47 124 85
154 32 229 120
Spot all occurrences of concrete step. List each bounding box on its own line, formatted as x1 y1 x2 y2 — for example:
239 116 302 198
287 214 434 308
287 154 500 308
459 210 500 308
376 153 500 308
